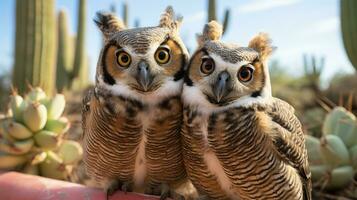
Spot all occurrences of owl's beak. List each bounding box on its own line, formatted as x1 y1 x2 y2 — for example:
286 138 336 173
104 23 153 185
136 61 152 91
213 71 230 102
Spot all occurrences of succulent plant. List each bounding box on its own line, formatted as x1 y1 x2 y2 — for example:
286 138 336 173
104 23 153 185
0 87 82 180
305 106 357 191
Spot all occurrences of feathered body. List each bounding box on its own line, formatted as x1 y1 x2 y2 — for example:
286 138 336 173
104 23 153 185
82 7 189 196
83 90 185 189
181 21 311 200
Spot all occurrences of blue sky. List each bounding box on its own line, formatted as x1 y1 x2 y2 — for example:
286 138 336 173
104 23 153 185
0 0 354 84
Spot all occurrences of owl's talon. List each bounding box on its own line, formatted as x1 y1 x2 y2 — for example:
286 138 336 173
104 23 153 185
144 186 154 195
196 194 211 200
121 181 134 193
105 179 123 200
160 184 170 200
158 183 185 200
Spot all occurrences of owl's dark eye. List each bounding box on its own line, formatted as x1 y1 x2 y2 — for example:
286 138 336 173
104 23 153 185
116 50 131 68
155 47 170 64
238 65 254 82
200 58 215 75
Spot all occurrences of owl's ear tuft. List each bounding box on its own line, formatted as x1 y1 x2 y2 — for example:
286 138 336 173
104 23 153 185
94 12 126 40
200 21 223 44
159 6 182 30
248 33 276 61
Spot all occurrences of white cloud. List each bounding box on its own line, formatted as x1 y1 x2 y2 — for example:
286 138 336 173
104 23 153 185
184 11 205 24
238 0 301 14
299 17 339 37
314 17 339 34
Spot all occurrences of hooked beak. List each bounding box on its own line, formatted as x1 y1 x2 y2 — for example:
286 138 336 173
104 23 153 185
136 61 152 91
213 71 230 102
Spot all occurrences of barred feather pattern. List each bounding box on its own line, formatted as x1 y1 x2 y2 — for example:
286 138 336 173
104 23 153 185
82 89 187 190
181 98 311 200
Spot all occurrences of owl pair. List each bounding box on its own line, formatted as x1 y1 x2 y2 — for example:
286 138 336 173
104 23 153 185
82 6 311 200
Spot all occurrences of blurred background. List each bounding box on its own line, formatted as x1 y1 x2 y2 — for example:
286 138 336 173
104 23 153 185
0 0 356 199
0 0 356 113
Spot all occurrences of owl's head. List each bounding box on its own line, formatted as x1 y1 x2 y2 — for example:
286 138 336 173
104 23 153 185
94 6 188 104
183 21 274 112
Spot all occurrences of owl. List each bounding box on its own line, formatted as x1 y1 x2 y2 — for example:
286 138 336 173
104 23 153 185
181 21 311 200
82 6 189 199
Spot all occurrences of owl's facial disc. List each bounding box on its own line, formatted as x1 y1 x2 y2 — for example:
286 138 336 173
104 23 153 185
136 61 154 92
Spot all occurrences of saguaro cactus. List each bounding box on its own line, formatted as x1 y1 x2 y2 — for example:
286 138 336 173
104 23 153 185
71 0 88 90
56 0 88 91
207 0 231 35
303 54 324 92
340 0 357 71
13 0 56 94
56 10 73 91
122 2 128 26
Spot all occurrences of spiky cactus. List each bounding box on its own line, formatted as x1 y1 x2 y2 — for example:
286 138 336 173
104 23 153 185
134 19 140 28
341 0 357 71
71 0 87 89
109 1 139 28
56 0 88 91
122 2 128 26
110 3 116 13
12 0 56 95
306 107 357 191
207 0 230 35
56 10 73 91
0 87 82 180
303 54 324 92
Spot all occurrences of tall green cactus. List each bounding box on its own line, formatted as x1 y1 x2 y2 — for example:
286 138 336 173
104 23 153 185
341 0 357 71
13 0 56 95
71 0 88 90
110 3 116 13
56 10 73 91
122 2 128 26
108 1 132 27
303 54 324 92
56 0 88 91
207 0 231 35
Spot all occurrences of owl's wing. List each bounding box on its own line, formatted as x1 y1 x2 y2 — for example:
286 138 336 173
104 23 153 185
81 88 95 139
266 98 312 200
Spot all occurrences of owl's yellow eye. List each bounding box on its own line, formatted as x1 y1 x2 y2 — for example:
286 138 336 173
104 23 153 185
155 47 170 64
200 58 215 75
238 65 254 82
116 50 131 68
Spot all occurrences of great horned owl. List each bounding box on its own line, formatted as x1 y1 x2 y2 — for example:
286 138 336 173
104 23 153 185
181 21 311 200
82 6 189 199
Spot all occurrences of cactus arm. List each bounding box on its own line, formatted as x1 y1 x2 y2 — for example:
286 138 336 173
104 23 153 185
122 2 128 26
134 19 140 28
303 55 324 92
207 0 230 35
56 10 72 91
110 3 116 13
208 0 217 21
13 0 25 91
57 0 88 91
32 0 42 88
25 0 35 87
222 9 230 34
341 0 357 71
41 0 56 94
71 0 86 81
